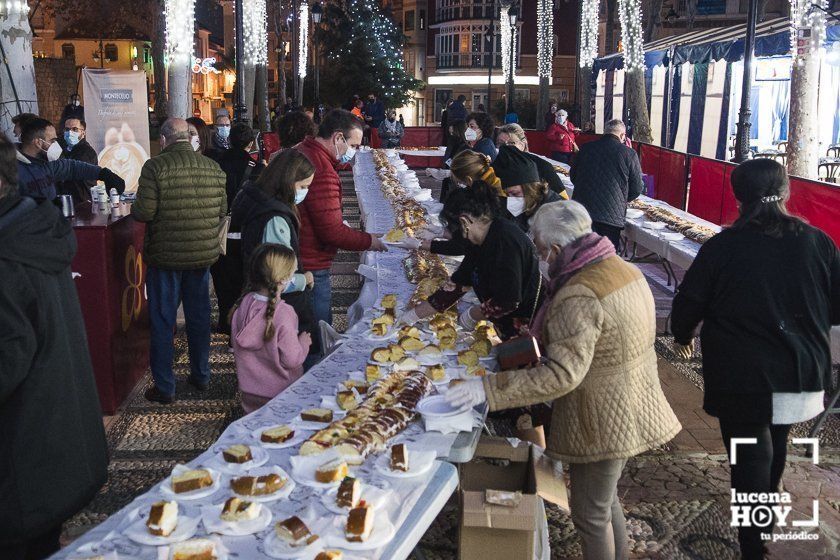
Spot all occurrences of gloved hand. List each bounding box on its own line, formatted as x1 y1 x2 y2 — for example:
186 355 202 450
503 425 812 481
673 339 695 360
459 306 480 330
394 237 422 250
98 167 125 193
444 379 486 408
398 308 421 326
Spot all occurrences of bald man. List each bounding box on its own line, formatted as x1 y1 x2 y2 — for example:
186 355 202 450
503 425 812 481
132 118 228 403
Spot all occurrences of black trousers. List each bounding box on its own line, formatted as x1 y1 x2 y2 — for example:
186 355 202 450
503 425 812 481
0 525 62 560
592 222 623 251
209 239 244 336
720 420 792 560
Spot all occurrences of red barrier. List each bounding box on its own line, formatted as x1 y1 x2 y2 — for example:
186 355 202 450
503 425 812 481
524 130 549 156
638 144 688 210
788 177 840 245
576 133 600 146
687 157 729 224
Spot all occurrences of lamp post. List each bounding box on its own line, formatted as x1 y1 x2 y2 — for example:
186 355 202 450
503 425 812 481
486 0 497 110
234 0 247 122
733 0 758 162
506 2 518 115
312 2 322 120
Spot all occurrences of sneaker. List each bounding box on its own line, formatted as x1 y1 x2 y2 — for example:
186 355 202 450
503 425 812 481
145 386 174 404
187 377 209 392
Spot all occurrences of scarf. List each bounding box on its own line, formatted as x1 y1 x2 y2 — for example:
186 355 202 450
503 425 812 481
530 233 616 342
383 119 399 135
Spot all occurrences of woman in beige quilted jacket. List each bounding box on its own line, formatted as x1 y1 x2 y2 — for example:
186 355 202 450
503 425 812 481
447 200 681 560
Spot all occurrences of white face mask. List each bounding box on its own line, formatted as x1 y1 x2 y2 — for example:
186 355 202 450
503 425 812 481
190 136 201 152
539 259 550 278
557 114 568 125
464 128 478 142
46 140 63 161
294 187 309 204
506 196 525 217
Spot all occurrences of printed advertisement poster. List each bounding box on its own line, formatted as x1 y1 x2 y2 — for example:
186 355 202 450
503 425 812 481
82 69 150 193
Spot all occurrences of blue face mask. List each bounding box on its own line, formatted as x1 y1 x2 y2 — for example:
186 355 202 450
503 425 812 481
64 130 80 147
294 188 309 205
335 135 356 164
217 125 230 139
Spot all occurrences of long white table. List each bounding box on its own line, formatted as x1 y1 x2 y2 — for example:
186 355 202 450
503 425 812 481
51 155 485 560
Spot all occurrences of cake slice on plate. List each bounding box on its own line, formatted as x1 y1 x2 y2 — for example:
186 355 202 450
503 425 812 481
261 425 295 444
171 538 217 560
276 516 319 547
315 457 349 483
390 443 409 472
220 497 260 522
315 551 343 560
230 473 286 496
171 468 213 493
300 408 333 423
146 500 178 536
222 444 252 464
336 476 361 508
345 505 375 542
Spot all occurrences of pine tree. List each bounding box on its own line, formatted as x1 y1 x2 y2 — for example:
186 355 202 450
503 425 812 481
318 0 423 108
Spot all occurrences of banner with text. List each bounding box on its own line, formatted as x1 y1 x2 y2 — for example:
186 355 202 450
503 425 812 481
82 69 150 193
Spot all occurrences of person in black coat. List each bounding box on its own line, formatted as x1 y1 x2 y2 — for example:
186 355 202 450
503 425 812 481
570 119 644 250
493 145 561 233
218 123 265 205
406 181 544 339
496 123 566 196
0 134 108 559
57 118 98 203
447 94 469 122
671 159 840 560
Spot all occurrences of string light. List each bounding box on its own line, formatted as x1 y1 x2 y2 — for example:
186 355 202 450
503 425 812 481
500 5 515 80
298 1 309 78
243 0 268 66
0 0 30 16
580 0 600 67
537 0 553 78
790 0 828 65
164 0 196 66
618 0 645 71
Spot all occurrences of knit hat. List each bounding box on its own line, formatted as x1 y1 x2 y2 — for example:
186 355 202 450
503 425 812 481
493 145 540 189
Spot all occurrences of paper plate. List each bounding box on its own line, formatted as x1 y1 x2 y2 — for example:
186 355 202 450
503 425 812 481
264 531 324 560
124 505 201 546
661 231 685 241
251 426 311 450
321 483 392 515
416 395 472 418
643 221 668 230
160 466 222 501
626 209 645 219
208 445 269 474
201 502 272 536
325 518 397 551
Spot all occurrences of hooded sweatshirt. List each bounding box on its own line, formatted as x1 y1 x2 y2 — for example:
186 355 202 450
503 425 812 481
0 195 108 542
231 292 311 399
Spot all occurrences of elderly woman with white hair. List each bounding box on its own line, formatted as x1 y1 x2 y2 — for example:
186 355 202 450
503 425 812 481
447 200 681 560
496 123 566 197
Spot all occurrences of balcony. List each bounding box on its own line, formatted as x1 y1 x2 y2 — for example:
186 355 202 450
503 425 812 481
436 0 497 23
436 53 502 70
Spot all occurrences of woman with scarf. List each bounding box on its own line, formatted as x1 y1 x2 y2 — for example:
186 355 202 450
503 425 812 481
445 200 680 560
546 109 579 164
378 109 405 148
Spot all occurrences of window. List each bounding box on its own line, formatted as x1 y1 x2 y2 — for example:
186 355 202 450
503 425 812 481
104 44 118 62
404 10 415 31
61 43 75 60
436 23 502 69
143 47 151 64
436 0 495 22
434 89 453 122
419 10 426 30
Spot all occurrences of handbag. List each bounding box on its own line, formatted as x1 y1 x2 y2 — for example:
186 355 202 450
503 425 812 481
496 274 543 370
218 215 231 255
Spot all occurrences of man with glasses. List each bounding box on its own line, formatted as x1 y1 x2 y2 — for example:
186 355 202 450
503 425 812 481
16 118 124 202
57 118 99 202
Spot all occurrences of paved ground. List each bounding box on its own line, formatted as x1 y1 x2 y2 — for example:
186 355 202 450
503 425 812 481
63 170 840 559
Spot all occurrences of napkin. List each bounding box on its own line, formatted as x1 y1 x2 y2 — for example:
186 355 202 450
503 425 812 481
356 264 378 280
413 189 433 202
422 409 478 434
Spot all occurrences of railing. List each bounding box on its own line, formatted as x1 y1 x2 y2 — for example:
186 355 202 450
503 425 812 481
436 3 496 23
436 53 501 69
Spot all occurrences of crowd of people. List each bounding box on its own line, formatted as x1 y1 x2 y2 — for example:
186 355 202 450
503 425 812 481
0 92 838 560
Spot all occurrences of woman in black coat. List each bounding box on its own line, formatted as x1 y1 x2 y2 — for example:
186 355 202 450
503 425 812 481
671 159 840 560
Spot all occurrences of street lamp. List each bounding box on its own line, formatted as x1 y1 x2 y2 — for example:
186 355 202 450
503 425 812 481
234 0 247 122
506 2 518 115
312 2 323 121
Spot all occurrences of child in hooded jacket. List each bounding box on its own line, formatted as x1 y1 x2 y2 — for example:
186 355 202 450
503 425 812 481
231 243 312 413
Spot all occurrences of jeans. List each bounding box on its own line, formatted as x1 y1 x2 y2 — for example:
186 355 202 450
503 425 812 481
147 266 212 396
569 458 629 560
720 420 792 559
0 524 61 560
311 269 333 328
592 222 623 252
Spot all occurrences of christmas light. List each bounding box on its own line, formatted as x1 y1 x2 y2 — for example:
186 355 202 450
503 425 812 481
243 0 268 66
164 0 196 66
537 0 553 78
580 0 600 67
618 0 645 71
790 0 828 65
299 1 309 78
500 5 516 80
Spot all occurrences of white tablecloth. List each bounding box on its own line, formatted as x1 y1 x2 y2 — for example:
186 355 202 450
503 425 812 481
396 148 447 157
50 156 472 560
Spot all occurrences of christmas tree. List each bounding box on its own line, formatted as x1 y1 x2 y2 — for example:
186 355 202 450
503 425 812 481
317 0 423 108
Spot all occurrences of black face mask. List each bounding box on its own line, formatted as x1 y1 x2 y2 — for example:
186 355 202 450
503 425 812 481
368 98 375 103
388 117 396 122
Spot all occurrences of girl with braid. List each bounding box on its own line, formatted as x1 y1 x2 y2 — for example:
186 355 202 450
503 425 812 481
230 243 312 413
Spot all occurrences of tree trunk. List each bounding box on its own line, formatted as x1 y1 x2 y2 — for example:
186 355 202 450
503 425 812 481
278 44 287 104
537 76 549 131
579 64 593 127
167 62 192 118
787 55 820 178
244 63 257 126
152 1 168 122
625 68 652 143
605 0 617 54
0 5 39 135
255 63 270 131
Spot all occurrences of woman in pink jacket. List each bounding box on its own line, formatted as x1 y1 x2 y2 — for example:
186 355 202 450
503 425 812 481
231 243 312 413
545 109 579 164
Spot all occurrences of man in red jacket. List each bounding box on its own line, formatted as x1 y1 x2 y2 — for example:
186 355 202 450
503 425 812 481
296 109 387 329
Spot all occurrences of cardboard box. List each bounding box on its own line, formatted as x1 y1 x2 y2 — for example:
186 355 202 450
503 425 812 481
458 437 568 560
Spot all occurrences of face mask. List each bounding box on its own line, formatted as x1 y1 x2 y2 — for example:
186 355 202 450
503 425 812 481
336 135 356 164
557 114 567 124
506 196 526 217
294 187 309 204
464 128 478 142
190 136 201 151
539 259 550 278
217 125 230 139
73 99 80 107
46 140 63 161
64 131 80 147
388 117 396 122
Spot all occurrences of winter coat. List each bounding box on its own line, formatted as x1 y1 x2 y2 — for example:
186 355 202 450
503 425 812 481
571 135 644 228
364 100 386 127
131 141 227 269
294 137 372 270
218 148 264 206
0 195 108 543
671 225 840 422
524 151 565 196
483 255 681 463
231 292 311 399
378 119 405 148
57 138 99 202
16 150 101 201
546 121 578 154
447 100 468 122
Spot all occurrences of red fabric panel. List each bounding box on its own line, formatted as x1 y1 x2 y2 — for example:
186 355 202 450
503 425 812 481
370 128 381 148
525 130 549 156
427 128 443 146
720 164 740 226
401 127 430 148
639 143 660 179
688 157 728 224
576 133 600 146
788 177 840 245
658 149 688 210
